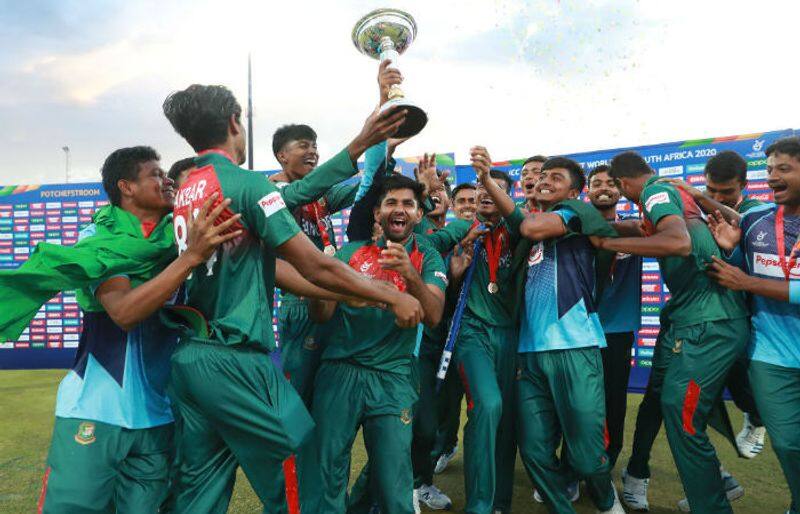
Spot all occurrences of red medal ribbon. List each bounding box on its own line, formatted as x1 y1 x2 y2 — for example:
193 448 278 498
484 226 505 286
301 201 333 250
197 148 235 163
348 237 424 293
776 205 800 280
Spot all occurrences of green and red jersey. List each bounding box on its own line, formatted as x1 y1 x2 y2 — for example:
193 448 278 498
320 235 447 374
639 175 747 327
172 150 300 350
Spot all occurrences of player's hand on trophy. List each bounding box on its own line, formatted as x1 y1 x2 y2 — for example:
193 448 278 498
348 106 408 161
387 136 410 158
390 293 423 328
184 193 243 267
470 146 492 183
378 59 403 105
707 210 741 251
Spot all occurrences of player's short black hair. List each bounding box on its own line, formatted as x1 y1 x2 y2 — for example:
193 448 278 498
452 182 476 199
167 157 196 182
272 124 317 159
163 85 242 153
101 146 160 206
587 164 611 182
704 151 747 185
523 155 548 166
377 175 426 207
488 169 513 193
542 156 586 192
609 151 652 179
766 136 800 161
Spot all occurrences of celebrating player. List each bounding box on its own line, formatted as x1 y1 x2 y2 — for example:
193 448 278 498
161 83 424 513
309 175 447 514
705 136 800 514
600 151 749 514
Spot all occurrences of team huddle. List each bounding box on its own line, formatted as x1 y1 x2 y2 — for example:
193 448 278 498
1 64 797 514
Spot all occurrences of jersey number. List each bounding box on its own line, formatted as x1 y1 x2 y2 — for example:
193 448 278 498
174 210 218 278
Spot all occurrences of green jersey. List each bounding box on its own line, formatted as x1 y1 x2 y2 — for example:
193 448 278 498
463 209 526 328
272 149 359 306
320 235 447 374
737 195 764 214
639 175 747 327
173 150 301 350
415 217 473 254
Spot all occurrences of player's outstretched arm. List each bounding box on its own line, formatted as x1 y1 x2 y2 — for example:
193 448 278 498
658 178 740 223
597 215 691 257
276 260 346 302
707 256 792 302
278 232 423 328
519 213 568 241
96 194 242 331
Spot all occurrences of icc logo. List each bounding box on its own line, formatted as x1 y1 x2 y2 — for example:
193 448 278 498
757 231 766 242
752 139 765 152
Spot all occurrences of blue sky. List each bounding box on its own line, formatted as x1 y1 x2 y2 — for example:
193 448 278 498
0 0 798 184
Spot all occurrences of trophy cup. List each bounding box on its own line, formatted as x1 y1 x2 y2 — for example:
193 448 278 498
352 8 428 138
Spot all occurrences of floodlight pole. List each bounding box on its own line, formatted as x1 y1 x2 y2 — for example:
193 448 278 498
62 146 71 183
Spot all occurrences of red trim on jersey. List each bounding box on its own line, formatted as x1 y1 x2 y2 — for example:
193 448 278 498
140 220 156 238
458 362 475 411
173 164 245 236
283 455 301 514
682 380 701 436
37 466 51 514
603 419 610 450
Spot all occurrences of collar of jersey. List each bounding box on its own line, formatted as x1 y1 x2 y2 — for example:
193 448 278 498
375 233 416 250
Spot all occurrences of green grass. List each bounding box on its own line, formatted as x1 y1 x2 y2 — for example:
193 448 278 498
0 369 790 513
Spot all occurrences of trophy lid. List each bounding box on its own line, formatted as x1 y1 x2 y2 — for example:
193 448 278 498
352 8 417 59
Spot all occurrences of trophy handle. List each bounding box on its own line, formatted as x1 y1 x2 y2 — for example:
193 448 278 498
379 37 405 100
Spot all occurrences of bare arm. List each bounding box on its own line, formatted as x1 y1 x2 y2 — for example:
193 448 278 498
277 232 423 327
470 146 516 217
611 219 646 237
519 213 568 241
597 215 692 258
276 260 346 301
707 256 790 302
658 178 740 224
97 195 242 331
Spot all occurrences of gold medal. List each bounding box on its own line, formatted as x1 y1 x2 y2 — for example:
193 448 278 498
324 245 336 256
487 282 499 294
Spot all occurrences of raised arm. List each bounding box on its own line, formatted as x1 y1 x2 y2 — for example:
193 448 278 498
470 146 515 217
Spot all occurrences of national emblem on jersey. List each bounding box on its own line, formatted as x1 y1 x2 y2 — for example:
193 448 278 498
528 242 544 266
74 422 96 445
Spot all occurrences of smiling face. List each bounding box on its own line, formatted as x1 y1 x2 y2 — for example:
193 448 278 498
278 138 319 181
520 161 543 200
428 187 449 218
704 176 745 208
125 160 175 213
476 177 511 219
588 170 621 210
375 187 422 242
452 187 476 221
767 152 800 207
535 167 579 207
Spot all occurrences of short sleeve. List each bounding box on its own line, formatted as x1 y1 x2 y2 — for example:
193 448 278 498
240 175 301 249
552 208 581 233
640 184 682 226
421 249 448 292
504 206 526 238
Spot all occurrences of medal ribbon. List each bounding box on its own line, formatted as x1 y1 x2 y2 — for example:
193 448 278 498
483 226 504 287
301 201 333 250
776 205 800 280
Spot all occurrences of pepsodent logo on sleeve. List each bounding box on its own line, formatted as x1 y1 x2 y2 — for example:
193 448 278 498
258 192 287 218
644 191 670 213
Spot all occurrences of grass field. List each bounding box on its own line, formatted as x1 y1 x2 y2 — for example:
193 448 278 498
0 369 790 513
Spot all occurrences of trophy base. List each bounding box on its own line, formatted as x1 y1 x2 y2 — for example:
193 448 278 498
380 98 428 138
